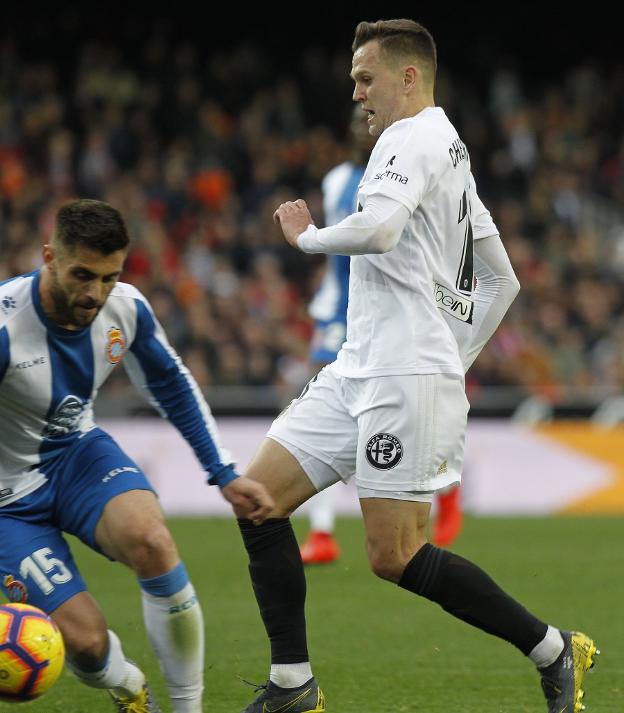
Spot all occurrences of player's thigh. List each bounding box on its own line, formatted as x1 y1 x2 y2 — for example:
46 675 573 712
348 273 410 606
53 429 161 561
0 513 87 614
244 438 319 517
264 368 357 513
354 373 468 494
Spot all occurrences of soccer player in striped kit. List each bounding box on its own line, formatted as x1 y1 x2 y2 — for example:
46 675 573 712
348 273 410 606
0 199 272 713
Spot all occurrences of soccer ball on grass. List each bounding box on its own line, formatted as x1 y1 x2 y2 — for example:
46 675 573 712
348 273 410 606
0 603 65 702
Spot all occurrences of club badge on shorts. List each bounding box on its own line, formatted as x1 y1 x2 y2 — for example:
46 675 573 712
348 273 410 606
365 433 403 470
3 575 28 603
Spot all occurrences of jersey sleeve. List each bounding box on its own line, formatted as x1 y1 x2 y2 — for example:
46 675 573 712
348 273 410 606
357 121 443 215
0 327 10 384
123 296 238 488
470 172 500 240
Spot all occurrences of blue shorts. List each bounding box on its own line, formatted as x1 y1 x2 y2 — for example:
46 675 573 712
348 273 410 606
0 428 155 613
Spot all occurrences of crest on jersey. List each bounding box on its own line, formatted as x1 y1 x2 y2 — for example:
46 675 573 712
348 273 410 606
365 433 404 470
106 326 126 364
1 295 16 315
43 395 86 437
3 575 28 603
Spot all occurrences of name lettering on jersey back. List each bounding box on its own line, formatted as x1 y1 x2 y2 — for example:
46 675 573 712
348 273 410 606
449 139 468 168
14 356 47 370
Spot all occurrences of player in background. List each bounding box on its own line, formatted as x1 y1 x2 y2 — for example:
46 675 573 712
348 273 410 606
236 19 598 713
0 200 272 713
300 108 462 566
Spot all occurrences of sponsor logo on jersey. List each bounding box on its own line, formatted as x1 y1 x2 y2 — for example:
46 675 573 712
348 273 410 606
434 282 474 324
374 168 409 184
365 433 404 470
437 460 448 475
3 575 28 603
43 395 86 437
102 465 140 483
1 296 16 315
106 326 126 364
14 356 47 370
386 155 396 167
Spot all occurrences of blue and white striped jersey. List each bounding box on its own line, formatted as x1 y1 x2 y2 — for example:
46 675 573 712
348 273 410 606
308 162 363 325
0 270 235 506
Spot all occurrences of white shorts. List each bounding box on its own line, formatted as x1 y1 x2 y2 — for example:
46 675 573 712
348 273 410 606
268 366 469 501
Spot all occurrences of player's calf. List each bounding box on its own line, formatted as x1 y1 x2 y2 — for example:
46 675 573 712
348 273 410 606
67 629 148 701
139 561 204 713
51 591 109 668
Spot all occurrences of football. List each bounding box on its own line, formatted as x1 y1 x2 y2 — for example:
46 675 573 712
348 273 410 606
0 603 65 702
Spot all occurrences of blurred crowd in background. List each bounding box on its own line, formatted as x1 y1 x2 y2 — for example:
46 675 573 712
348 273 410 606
1 28 624 404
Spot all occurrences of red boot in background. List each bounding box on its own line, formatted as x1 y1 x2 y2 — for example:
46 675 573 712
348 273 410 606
300 531 341 564
433 486 463 547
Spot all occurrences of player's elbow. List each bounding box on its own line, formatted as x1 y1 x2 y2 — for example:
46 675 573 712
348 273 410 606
506 272 521 302
498 272 520 312
367 226 400 254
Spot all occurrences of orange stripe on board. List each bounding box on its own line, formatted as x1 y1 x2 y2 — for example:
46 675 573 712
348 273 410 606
536 422 624 513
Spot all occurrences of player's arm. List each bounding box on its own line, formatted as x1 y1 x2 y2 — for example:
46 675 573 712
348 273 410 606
123 298 273 519
274 195 410 256
462 234 520 372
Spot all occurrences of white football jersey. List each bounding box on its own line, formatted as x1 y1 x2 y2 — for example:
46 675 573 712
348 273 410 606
0 271 233 506
333 107 499 378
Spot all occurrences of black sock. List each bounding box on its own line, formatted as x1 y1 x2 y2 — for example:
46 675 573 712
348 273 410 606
238 518 308 663
398 543 547 655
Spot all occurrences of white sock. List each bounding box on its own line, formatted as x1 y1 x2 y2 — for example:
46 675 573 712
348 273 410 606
270 662 313 688
529 625 565 668
141 581 204 713
68 630 145 698
309 483 338 533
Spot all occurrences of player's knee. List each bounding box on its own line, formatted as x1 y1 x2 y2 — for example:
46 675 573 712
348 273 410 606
367 539 429 583
367 549 405 583
123 521 178 571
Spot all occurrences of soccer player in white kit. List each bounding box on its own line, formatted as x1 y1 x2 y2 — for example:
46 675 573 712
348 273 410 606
236 19 598 713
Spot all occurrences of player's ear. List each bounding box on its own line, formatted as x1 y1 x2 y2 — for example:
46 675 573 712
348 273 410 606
42 244 55 269
403 65 418 92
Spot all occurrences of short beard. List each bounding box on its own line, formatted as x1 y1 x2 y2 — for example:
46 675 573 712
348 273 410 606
48 274 99 328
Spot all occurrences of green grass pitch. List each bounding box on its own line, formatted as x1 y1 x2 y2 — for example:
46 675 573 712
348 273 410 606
2 516 622 712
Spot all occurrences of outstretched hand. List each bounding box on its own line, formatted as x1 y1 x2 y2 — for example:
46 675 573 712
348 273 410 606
273 199 314 248
221 477 274 524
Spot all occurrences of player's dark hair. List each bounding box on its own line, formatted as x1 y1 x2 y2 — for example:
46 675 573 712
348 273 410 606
54 199 130 254
352 19 437 84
